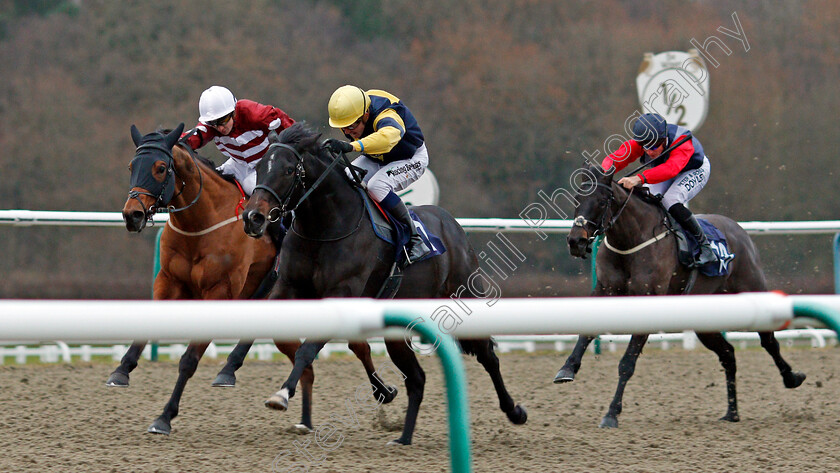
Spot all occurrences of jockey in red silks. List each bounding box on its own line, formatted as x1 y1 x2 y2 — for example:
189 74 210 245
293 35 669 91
602 113 718 266
181 85 296 247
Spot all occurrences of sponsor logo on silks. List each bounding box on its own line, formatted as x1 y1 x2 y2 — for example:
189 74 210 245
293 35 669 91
386 161 422 177
711 240 735 273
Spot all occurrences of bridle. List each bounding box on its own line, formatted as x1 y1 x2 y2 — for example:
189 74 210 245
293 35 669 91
253 142 346 223
572 181 634 249
127 137 204 224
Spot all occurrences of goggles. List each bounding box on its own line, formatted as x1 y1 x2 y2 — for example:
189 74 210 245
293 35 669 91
207 112 233 128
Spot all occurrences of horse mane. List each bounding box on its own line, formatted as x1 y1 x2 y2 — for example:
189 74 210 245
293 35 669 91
584 162 669 217
276 122 322 152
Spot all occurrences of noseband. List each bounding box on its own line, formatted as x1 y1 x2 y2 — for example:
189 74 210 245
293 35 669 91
127 138 204 224
127 141 178 222
572 181 634 248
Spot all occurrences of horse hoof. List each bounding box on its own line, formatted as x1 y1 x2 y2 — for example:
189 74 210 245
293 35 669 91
553 368 575 384
106 371 129 387
719 413 740 422
265 389 289 411
598 416 618 429
784 371 806 389
212 373 236 387
506 405 528 425
386 438 410 446
293 424 313 434
147 418 171 435
375 385 398 404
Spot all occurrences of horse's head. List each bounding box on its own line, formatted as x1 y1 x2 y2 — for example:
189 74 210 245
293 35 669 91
243 123 323 238
123 123 185 232
567 163 616 258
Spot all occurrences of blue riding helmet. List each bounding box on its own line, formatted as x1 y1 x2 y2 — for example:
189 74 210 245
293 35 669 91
632 113 667 149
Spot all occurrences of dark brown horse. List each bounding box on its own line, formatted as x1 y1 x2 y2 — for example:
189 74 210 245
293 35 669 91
555 163 805 428
114 124 392 435
241 123 527 445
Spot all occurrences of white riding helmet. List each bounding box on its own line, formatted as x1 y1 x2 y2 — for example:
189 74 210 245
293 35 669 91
198 86 236 124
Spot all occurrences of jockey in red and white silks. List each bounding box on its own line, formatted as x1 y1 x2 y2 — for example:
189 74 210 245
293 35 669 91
182 86 295 196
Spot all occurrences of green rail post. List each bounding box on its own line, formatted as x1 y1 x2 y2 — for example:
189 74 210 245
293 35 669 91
833 233 840 294
150 227 165 361
792 300 840 336
383 312 472 473
591 235 602 355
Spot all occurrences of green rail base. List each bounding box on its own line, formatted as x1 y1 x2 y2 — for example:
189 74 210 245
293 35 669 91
150 227 165 362
792 300 840 335
384 312 472 473
591 235 602 355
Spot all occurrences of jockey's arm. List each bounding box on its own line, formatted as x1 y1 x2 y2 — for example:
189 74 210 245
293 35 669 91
639 139 694 184
601 140 643 173
181 125 212 150
237 99 295 132
350 110 405 155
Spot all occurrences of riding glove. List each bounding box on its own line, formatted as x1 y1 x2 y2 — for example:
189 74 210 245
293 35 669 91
325 139 354 154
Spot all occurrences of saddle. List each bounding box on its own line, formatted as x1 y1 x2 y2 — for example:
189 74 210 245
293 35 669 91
357 187 446 265
355 187 446 299
638 189 734 277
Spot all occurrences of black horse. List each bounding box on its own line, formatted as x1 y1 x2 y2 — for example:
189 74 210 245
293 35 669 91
241 123 527 445
555 163 805 428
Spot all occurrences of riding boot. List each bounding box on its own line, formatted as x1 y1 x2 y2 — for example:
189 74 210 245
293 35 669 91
381 191 431 265
669 203 718 266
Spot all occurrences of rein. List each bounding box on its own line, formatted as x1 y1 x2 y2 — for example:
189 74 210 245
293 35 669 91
254 142 347 222
575 180 677 255
127 135 204 225
166 140 204 214
255 142 365 241
573 182 634 246
127 142 180 221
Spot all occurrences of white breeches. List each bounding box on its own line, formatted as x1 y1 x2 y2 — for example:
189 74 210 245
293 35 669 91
349 143 429 202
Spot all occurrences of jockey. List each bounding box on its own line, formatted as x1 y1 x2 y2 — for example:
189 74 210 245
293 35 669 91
181 85 296 248
601 112 718 266
324 85 431 265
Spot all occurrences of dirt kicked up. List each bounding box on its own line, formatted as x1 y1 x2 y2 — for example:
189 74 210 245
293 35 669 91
0 348 838 472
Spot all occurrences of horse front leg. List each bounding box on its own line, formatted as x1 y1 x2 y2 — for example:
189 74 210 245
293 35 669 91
348 342 398 404
106 341 147 387
468 339 527 425
148 342 209 435
758 331 806 388
600 334 648 428
265 340 326 412
383 341 425 446
696 332 739 422
274 341 315 432
553 335 596 383
211 340 254 387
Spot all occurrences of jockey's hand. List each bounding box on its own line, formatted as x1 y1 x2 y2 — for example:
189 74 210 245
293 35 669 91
617 175 642 190
325 139 353 154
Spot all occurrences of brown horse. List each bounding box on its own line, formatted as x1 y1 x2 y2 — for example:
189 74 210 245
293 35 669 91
556 163 805 428
114 124 393 435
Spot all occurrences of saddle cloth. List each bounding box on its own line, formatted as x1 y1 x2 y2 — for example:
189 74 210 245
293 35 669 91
671 215 735 277
356 187 446 265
